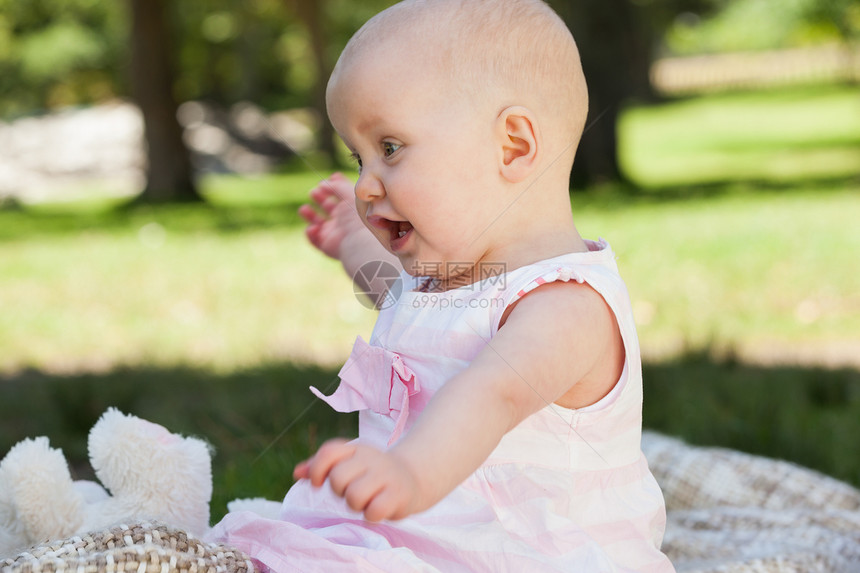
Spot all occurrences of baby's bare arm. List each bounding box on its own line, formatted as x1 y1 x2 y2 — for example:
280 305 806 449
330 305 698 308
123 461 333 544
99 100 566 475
296 281 621 520
390 281 620 508
299 173 401 304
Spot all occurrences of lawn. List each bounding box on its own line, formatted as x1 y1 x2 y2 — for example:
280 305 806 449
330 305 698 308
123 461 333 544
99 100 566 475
1 84 858 520
2 179 856 374
620 85 860 187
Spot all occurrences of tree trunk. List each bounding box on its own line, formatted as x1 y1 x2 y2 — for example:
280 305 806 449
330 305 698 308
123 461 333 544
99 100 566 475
128 0 201 203
551 0 654 188
287 0 338 163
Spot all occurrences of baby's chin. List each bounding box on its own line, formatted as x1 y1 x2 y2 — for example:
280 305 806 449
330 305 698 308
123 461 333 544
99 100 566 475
396 255 424 277
390 254 431 280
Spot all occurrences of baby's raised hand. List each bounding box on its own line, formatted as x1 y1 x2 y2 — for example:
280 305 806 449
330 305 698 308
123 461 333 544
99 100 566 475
298 172 365 261
294 439 423 522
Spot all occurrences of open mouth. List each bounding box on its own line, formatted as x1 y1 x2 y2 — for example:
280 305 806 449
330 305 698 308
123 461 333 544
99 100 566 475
367 216 414 251
388 220 413 251
392 220 412 239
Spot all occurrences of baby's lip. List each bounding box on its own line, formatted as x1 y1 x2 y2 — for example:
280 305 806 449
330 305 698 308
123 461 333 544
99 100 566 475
366 214 411 232
366 214 414 250
366 214 393 230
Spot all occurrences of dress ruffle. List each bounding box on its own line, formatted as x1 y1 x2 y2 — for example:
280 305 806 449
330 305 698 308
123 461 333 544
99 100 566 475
311 336 420 445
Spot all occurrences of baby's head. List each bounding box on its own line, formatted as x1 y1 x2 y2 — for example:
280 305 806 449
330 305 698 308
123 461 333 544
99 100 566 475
327 0 588 283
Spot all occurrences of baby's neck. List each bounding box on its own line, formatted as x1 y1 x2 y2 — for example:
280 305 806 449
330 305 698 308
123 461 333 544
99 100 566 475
495 227 588 270
430 227 588 292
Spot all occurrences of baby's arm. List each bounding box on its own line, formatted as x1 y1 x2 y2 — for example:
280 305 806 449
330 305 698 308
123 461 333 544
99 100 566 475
299 173 401 304
295 281 623 521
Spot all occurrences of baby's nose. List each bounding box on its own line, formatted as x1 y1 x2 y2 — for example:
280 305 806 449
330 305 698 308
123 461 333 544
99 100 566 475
354 170 385 202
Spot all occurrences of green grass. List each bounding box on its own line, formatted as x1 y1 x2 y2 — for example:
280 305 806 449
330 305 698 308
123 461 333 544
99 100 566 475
620 85 860 187
2 180 856 374
1 85 859 522
642 356 860 488
575 184 860 361
0 183 376 374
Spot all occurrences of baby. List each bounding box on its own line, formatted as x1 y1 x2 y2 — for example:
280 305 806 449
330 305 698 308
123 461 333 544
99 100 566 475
209 1 675 571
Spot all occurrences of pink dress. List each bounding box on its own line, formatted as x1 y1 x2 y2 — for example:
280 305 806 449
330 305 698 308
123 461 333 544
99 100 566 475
208 239 675 572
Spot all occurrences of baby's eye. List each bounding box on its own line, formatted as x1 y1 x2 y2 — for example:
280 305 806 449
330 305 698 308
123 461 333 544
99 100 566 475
349 152 363 172
382 141 401 157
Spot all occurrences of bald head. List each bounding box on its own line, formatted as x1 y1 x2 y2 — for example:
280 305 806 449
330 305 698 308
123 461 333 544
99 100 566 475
328 0 589 166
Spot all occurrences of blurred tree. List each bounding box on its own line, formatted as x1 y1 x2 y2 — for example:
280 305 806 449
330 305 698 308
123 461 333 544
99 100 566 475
1 0 854 188
286 0 337 161
665 0 860 55
551 0 722 187
128 0 200 202
0 0 124 117
552 0 654 187
814 0 860 43
172 2 279 106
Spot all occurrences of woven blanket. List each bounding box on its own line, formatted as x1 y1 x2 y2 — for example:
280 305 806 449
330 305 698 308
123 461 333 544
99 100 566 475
642 431 860 572
2 434 858 572
0 522 256 573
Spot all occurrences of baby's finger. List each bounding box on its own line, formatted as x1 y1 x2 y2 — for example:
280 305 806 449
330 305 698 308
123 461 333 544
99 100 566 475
342 472 387 517
298 203 324 225
318 173 355 203
304 225 324 249
320 194 343 216
293 459 310 480
309 184 334 206
327 456 369 498
363 487 402 522
306 439 355 487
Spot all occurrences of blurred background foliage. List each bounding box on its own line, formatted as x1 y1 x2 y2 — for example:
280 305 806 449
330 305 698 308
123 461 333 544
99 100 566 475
0 0 857 113
0 0 124 115
0 0 858 519
0 0 855 113
666 0 860 54
0 0 857 192
0 0 394 117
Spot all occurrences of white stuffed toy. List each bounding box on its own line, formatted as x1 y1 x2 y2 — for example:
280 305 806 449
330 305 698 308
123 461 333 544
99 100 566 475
0 408 212 558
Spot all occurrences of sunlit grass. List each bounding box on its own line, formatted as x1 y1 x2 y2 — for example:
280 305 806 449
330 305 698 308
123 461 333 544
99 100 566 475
201 172 330 207
0 197 374 374
1 179 857 374
620 85 860 186
574 184 860 363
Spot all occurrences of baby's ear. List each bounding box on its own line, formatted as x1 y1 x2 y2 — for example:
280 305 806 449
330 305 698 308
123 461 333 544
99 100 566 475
496 106 539 183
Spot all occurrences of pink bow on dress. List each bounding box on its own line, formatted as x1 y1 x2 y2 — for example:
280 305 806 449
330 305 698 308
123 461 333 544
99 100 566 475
310 336 420 445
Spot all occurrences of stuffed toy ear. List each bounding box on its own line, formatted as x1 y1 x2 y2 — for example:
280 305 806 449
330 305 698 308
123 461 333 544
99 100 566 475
0 437 85 555
88 408 213 536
